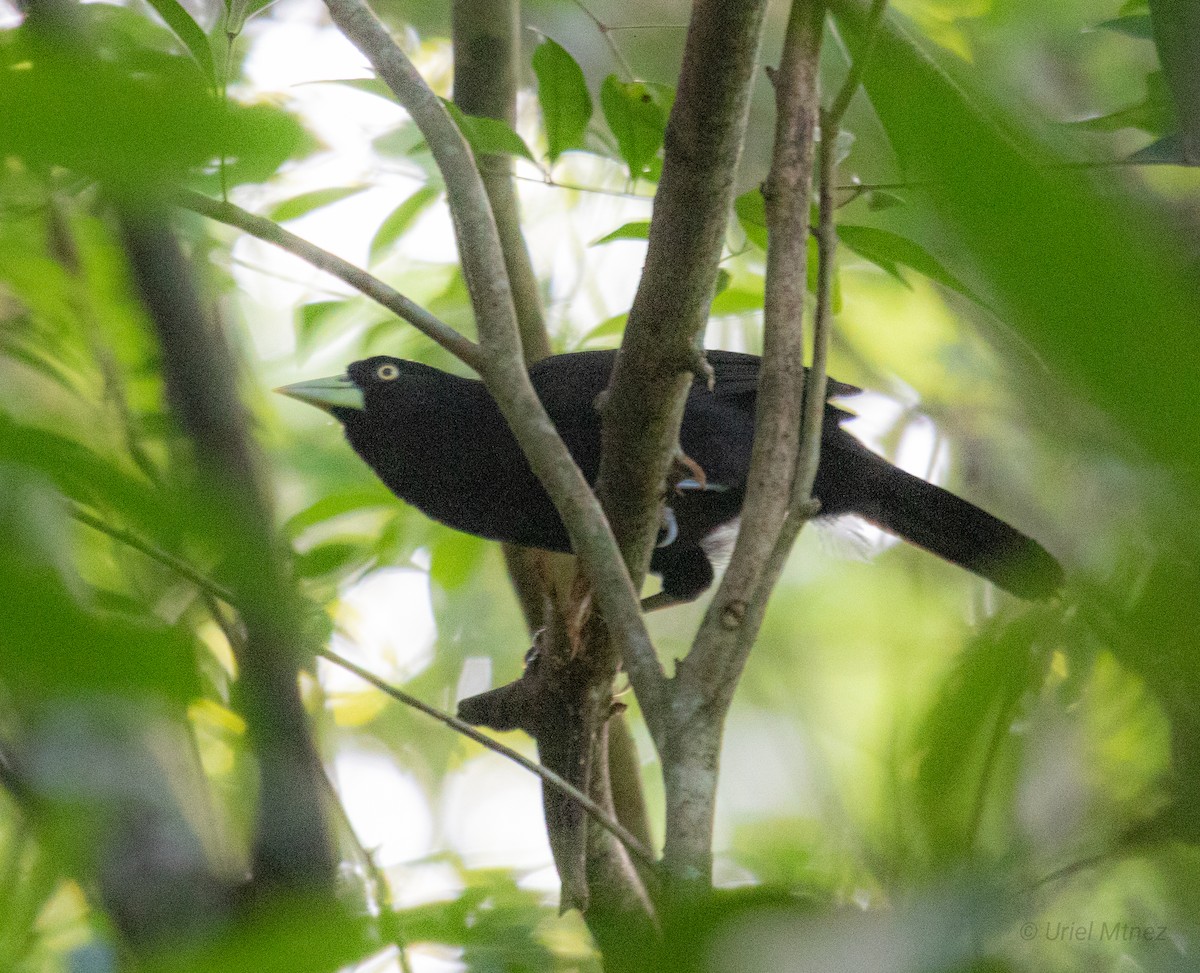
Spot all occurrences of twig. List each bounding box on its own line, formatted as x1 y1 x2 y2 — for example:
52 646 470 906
317 648 660 872
69 502 238 607
827 0 889 123
176 190 484 371
570 0 635 79
316 759 414 973
795 0 888 501
793 118 836 501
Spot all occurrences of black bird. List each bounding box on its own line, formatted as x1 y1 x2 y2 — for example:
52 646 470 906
278 350 1062 602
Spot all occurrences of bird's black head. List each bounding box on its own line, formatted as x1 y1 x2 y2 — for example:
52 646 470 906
276 356 432 423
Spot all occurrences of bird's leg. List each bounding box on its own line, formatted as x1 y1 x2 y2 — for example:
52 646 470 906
668 450 708 492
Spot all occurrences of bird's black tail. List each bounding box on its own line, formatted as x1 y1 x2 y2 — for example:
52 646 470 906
827 442 1063 600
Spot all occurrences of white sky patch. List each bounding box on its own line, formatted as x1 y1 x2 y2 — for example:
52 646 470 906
454 656 494 705
334 746 435 866
715 711 818 845
441 754 554 872
321 567 437 693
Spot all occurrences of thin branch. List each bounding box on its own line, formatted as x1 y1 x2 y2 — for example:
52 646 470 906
510 171 659 202
317 648 660 872
664 0 824 886
316 761 414 973
697 0 823 647
827 0 889 122
594 0 770 610
604 24 688 32
176 190 484 372
69 502 238 606
794 2 888 499
570 0 635 79
792 120 836 500
452 0 551 362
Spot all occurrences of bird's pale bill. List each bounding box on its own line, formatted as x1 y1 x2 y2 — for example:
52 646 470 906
275 376 365 414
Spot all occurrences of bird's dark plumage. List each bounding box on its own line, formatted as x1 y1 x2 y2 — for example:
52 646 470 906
280 350 1062 601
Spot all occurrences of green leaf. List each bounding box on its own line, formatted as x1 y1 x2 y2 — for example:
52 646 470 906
294 300 349 356
369 184 442 263
734 190 769 250
837 224 985 306
139 895 375 973
304 77 397 102
429 529 486 590
1128 131 1190 163
710 286 764 316
1069 71 1173 135
828 0 1200 483
293 540 369 580
1095 14 1154 38
284 487 395 539
532 37 592 163
223 0 276 37
0 34 219 191
1147 0 1200 162
578 313 627 348
866 189 906 211
0 414 180 544
442 101 536 162
209 102 317 189
267 186 368 223
0 470 198 705
143 0 215 84
590 221 651 246
599 76 672 181
912 616 1047 864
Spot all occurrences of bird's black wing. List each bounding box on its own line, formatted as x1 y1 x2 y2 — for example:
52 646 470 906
526 350 618 482
700 349 860 413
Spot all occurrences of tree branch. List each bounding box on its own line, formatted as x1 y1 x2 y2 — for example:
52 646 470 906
595 0 770 593
660 0 826 886
175 190 484 371
795 0 887 501
64 498 659 874
117 211 335 894
452 0 658 924
70 501 237 606
451 0 551 363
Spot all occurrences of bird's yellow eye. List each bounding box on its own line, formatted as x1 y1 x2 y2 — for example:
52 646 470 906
376 363 400 381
